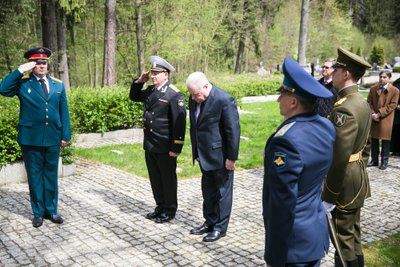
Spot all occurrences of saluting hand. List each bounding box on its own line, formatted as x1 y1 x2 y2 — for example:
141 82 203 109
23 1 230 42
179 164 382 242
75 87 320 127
137 71 150 83
18 61 37 73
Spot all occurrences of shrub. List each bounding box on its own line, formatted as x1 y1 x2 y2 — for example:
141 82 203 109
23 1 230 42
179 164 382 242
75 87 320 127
68 86 143 133
0 97 22 165
392 66 400 73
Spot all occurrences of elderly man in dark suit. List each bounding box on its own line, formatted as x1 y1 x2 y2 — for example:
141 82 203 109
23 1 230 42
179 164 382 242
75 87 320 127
263 56 335 267
0 47 71 228
315 59 338 117
186 72 240 242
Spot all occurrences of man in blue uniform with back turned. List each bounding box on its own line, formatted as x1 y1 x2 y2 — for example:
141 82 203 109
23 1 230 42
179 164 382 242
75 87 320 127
130 56 186 223
0 47 71 228
263 56 336 266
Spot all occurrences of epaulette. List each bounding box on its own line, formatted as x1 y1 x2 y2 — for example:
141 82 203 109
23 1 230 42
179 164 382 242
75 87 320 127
50 76 63 83
334 97 347 107
21 75 29 79
169 84 180 92
274 121 296 137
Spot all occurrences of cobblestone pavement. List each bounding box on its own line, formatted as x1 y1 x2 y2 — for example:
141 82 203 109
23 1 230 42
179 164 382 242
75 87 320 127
1 155 399 266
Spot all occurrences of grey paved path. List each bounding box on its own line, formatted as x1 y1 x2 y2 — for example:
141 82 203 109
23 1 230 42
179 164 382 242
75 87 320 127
1 154 399 266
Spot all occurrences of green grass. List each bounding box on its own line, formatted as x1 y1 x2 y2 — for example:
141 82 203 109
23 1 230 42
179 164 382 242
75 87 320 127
74 101 282 179
364 233 400 267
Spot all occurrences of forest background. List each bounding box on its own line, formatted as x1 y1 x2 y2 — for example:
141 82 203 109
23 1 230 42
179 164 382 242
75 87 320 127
1 0 399 89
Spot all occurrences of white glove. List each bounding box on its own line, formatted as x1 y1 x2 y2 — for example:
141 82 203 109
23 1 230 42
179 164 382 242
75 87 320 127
323 201 336 219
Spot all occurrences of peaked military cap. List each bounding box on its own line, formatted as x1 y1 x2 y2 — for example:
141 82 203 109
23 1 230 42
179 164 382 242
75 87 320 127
150 55 175 73
332 47 371 73
24 47 52 63
280 56 333 100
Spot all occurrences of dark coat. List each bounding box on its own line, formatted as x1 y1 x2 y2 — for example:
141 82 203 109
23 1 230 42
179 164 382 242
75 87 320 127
323 85 371 210
189 85 240 171
130 80 186 154
0 69 71 146
367 83 399 140
263 113 334 266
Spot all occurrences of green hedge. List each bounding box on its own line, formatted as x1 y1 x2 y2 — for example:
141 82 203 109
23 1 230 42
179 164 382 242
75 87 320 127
0 79 282 165
0 97 21 165
392 66 400 73
69 86 143 133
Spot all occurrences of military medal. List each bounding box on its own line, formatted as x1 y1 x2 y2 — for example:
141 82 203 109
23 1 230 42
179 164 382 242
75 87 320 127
28 88 31 94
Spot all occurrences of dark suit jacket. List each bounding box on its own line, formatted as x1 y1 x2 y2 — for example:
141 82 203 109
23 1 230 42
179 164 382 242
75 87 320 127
0 69 71 146
263 113 335 266
189 85 240 171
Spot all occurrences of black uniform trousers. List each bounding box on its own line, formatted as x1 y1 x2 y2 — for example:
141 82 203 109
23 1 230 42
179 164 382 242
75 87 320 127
200 167 233 233
145 151 177 216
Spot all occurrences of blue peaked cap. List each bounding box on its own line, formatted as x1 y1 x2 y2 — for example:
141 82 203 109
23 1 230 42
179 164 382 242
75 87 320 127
281 56 333 100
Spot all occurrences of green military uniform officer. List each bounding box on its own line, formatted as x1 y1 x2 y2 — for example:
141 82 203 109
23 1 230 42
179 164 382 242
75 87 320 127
322 47 372 267
0 47 71 228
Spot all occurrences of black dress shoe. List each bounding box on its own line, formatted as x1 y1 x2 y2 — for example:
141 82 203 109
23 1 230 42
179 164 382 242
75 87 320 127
45 214 64 224
145 210 161 220
190 224 211 235
379 164 388 170
202 230 226 242
367 161 378 167
155 213 174 223
32 217 43 228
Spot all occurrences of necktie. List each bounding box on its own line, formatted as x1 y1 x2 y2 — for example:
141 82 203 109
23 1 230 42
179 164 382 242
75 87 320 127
39 78 48 97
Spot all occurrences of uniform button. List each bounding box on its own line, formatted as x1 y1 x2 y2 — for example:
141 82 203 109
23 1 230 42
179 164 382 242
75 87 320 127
152 112 154 115
45 122 48 125
150 121 153 123
45 108 48 112
46 115 49 118
150 129 153 132
45 102 48 105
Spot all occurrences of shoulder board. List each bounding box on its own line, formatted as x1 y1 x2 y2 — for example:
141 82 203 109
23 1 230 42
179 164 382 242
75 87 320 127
21 75 29 79
275 122 296 137
169 84 180 92
50 76 63 83
334 97 347 107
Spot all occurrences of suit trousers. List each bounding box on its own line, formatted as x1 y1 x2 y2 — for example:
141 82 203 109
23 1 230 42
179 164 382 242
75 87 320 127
371 138 390 164
331 208 362 262
200 167 233 233
145 151 177 216
21 145 60 217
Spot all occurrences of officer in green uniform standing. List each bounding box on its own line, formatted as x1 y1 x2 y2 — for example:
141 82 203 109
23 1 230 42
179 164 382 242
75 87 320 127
322 47 372 267
0 47 71 228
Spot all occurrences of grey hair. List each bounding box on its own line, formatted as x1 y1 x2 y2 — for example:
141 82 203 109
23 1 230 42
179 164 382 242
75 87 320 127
186 72 209 89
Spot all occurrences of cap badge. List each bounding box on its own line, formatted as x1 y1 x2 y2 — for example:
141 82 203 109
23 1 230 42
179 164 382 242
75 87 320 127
38 48 44 52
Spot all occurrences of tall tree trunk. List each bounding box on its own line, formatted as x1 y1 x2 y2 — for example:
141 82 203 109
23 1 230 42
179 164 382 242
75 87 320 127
298 0 309 65
102 0 117 87
93 0 99 87
41 0 58 76
56 2 70 89
135 0 145 74
234 34 245 74
84 16 92 86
